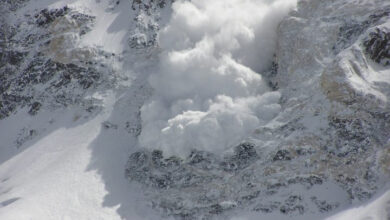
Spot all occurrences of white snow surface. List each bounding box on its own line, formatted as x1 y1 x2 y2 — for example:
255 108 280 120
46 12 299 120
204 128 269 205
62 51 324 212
326 189 390 220
0 91 164 220
139 0 297 157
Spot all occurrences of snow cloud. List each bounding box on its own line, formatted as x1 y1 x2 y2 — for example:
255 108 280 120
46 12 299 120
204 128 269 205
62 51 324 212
139 0 296 157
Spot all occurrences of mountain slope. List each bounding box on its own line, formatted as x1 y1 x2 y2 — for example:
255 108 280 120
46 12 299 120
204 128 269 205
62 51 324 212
0 0 389 219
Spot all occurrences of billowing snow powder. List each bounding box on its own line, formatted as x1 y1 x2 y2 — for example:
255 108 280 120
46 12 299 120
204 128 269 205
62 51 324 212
139 0 297 157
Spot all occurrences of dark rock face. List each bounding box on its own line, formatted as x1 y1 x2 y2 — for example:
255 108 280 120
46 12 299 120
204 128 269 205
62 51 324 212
126 143 259 190
35 7 69 26
336 21 368 52
287 175 323 188
187 150 219 170
0 56 102 119
126 142 337 219
272 149 292 161
221 142 258 172
334 6 390 53
126 143 260 218
329 117 370 156
264 59 279 90
0 5 109 119
128 0 172 49
328 112 390 158
131 0 168 10
127 145 258 190
279 195 304 215
364 28 390 65
28 102 42 115
2 0 28 11
311 197 339 213
325 111 390 201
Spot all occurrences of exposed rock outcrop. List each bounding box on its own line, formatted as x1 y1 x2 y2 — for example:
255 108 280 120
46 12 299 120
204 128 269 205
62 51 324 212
0 5 117 119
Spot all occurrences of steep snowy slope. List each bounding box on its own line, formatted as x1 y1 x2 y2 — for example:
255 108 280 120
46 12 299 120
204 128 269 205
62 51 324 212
0 0 389 219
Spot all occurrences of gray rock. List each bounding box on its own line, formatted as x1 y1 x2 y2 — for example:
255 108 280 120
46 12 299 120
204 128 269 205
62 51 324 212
364 28 390 65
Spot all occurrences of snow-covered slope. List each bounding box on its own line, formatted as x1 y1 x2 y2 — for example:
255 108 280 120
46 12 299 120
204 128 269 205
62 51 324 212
0 0 389 219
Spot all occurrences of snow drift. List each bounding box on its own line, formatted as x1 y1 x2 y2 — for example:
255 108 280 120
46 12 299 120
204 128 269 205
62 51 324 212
139 0 297 156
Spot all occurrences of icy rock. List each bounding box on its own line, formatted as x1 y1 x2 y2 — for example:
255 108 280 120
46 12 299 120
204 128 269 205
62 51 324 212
128 0 171 49
35 7 69 27
0 6 114 119
364 28 390 66
221 142 258 172
272 149 292 161
28 102 42 116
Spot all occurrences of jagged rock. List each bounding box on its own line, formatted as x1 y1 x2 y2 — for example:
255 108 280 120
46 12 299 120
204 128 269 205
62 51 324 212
264 58 279 90
126 150 217 189
127 143 259 190
35 6 69 26
279 195 304 215
364 28 390 65
28 102 41 115
2 0 28 11
221 142 258 172
334 6 390 52
187 150 219 170
127 0 171 49
272 149 292 161
4 51 27 66
287 175 323 188
311 196 339 213
253 202 280 213
0 6 110 120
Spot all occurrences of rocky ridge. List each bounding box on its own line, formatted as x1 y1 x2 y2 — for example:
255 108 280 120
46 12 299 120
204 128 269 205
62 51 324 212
0 2 119 121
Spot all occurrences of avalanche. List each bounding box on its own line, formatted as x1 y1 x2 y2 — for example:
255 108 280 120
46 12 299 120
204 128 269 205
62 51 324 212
0 0 389 219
